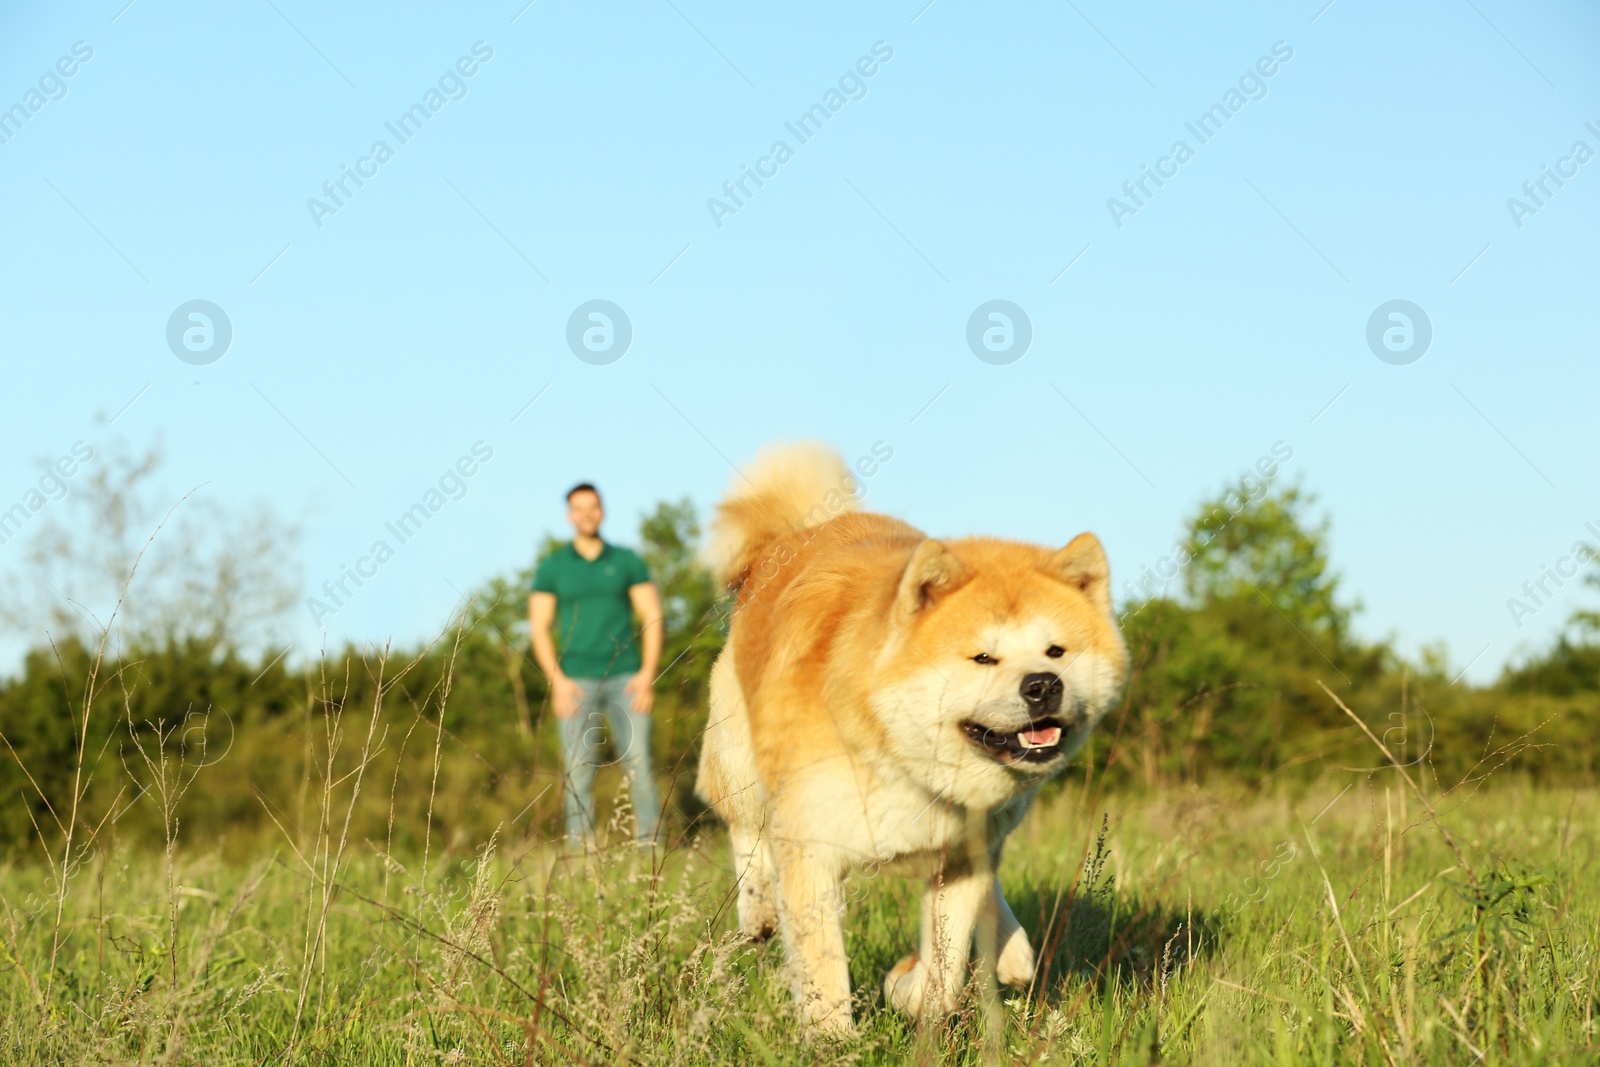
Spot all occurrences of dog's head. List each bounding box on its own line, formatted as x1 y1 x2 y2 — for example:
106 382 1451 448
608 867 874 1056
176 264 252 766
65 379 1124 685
869 533 1129 810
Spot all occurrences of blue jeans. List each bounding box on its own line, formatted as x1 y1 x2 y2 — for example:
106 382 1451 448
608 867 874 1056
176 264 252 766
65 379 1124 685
556 674 661 843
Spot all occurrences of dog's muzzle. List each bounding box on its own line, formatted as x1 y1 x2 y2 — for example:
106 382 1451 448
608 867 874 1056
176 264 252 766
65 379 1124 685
959 715 1072 765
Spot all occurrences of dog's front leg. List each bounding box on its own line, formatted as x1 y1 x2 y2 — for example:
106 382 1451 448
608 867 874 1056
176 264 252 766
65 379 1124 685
885 861 989 1018
775 841 852 1034
992 877 1036 988
730 823 779 941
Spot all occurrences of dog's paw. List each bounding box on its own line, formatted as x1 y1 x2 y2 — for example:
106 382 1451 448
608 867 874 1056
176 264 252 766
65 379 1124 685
995 926 1036 989
796 987 856 1038
800 1009 856 1040
883 952 926 1015
884 952 962 1017
737 885 779 942
740 914 776 942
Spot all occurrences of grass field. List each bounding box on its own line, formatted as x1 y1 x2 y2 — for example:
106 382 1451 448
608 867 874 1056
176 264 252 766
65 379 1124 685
2 767 1594 1065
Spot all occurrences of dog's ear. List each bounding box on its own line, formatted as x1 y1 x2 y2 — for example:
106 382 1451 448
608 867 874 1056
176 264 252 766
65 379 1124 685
1047 533 1112 616
895 539 971 616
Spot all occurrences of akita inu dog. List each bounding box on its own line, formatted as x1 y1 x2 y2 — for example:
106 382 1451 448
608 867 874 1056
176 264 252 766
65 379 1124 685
695 443 1128 1033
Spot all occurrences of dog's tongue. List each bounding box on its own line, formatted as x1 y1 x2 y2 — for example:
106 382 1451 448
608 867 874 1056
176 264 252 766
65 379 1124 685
1018 725 1062 749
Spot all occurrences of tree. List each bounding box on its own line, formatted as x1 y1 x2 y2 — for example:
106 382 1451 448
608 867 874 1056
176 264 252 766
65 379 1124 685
461 569 544 738
1567 554 1600 639
1180 478 1354 644
1 438 299 659
1499 551 1600 696
637 499 724 706
1115 475 1384 785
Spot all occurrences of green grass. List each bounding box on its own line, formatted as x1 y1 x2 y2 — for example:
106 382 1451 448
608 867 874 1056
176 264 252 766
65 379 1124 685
1 774 1595 1065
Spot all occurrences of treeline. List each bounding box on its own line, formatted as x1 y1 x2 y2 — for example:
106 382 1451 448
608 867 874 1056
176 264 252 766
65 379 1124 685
1113 481 1600 787
1 481 1596 860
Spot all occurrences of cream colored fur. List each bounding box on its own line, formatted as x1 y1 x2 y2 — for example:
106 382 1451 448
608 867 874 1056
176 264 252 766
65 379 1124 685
695 443 1128 1034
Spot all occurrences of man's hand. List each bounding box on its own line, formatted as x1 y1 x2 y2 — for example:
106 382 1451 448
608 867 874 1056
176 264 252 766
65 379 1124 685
623 672 654 714
550 675 584 720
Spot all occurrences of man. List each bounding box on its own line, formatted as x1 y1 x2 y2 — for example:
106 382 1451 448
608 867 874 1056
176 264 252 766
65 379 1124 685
530 482 664 844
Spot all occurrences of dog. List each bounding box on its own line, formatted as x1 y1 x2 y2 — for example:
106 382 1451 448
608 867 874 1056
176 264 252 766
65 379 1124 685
694 442 1129 1033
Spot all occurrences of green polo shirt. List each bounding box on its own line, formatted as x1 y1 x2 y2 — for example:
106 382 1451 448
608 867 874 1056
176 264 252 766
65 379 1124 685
531 541 652 679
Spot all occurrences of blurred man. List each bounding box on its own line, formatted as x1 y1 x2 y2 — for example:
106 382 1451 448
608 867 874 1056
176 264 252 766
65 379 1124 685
530 482 664 844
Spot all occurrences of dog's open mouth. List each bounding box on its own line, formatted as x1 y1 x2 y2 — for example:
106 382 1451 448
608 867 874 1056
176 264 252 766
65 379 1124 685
960 718 1066 764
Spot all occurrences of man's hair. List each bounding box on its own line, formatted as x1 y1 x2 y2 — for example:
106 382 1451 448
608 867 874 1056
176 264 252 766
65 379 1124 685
566 482 601 503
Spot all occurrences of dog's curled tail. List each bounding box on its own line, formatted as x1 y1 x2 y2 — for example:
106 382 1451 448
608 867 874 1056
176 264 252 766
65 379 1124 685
705 441 856 589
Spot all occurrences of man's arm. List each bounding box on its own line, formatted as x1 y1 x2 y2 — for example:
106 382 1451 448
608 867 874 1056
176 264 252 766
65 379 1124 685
530 592 582 719
624 581 663 713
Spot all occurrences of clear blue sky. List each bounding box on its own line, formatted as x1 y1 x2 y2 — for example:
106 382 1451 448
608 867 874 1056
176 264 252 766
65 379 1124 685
2 0 1597 683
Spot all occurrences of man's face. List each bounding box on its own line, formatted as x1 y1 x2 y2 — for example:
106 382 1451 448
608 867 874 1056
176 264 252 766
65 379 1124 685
567 489 603 537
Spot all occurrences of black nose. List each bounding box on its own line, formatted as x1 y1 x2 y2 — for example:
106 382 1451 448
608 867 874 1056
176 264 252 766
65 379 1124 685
1020 672 1063 713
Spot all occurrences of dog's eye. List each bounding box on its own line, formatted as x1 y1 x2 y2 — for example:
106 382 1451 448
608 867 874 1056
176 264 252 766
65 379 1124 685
971 652 998 665
1045 645 1065 658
